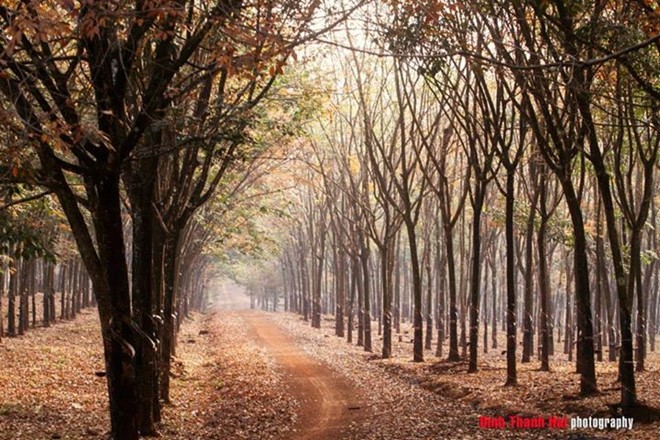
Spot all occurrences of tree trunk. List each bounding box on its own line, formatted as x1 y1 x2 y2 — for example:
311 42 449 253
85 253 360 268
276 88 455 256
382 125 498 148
92 175 140 440
126 158 160 435
538 216 551 372
394 235 401 334
405 217 424 363
19 259 29 335
522 185 538 363
468 181 486 373
300 245 309 322
31 259 37 328
490 253 497 350
425 252 433 351
335 249 345 338
160 230 181 403
347 256 357 344
381 245 393 358
504 171 517 386
312 229 326 329
357 253 364 347
8 259 17 337
445 223 460 361
360 234 372 352
630 228 645 372
436 230 446 357
459 222 468 358
43 262 53 327
60 263 67 321
482 260 489 354
563 182 597 395
564 258 574 361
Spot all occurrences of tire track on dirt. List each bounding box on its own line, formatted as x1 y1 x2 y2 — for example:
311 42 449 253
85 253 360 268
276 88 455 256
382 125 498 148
242 311 363 440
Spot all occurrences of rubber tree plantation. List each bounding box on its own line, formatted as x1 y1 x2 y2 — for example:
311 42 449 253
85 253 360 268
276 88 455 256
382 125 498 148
1 1 659 439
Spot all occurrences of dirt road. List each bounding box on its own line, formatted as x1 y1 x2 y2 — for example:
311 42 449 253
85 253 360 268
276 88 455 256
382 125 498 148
242 311 363 440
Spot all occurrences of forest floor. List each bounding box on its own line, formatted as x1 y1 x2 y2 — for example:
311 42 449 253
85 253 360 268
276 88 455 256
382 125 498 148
271 312 660 439
0 308 659 439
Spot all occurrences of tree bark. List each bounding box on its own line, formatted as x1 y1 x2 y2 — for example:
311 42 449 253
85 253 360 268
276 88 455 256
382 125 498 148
538 193 551 371
405 217 424 363
504 171 517 386
562 182 598 395
468 180 486 372
360 233 372 352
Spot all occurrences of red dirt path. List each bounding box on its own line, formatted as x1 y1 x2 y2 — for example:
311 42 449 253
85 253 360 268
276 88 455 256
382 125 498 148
242 310 364 439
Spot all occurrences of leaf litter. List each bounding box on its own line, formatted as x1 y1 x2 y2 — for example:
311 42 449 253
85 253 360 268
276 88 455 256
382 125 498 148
1 308 658 439
270 312 660 440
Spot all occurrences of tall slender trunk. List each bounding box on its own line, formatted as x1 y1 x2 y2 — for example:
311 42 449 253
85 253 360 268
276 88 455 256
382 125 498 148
335 249 345 338
357 253 364 347
31 259 37 327
394 237 401 334
482 261 489 354
522 185 539 363
8 259 17 336
468 181 486 373
19 258 29 335
347 256 357 344
459 221 468 358
60 263 67 321
630 228 645 372
160 229 181 403
360 234 372 352
382 245 394 359
405 217 424 363
300 244 309 322
563 182 597 395
425 251 433 351
312 230 325 329
43 262 54 327
595 191 606 363
564 257 574 360
490 253 497 349
402 252 409 323
504 171 517 386
436 230 446 357
445 223 460 361
538 216 551 372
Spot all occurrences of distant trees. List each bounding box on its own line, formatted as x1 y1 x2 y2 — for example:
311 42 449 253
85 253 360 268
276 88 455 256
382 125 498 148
481 0 658 406
258 0 660 415
2 0 657 428
0 0 324 437
0 190 94 339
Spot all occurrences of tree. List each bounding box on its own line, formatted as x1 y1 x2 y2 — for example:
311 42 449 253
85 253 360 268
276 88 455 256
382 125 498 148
0 1 323 436
607 73 659 372
513 0 659 407
380 0 660 397
534 154 563 372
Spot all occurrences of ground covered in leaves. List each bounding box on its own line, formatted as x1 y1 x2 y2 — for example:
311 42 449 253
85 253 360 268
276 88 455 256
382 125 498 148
0 309 297 440
272 312 660 440
1 308 659 439
273 314 563 440
161 310 297 439
0 309 107 440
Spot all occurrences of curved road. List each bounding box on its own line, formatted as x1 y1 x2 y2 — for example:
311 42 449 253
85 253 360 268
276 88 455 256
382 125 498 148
242 311 363 440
